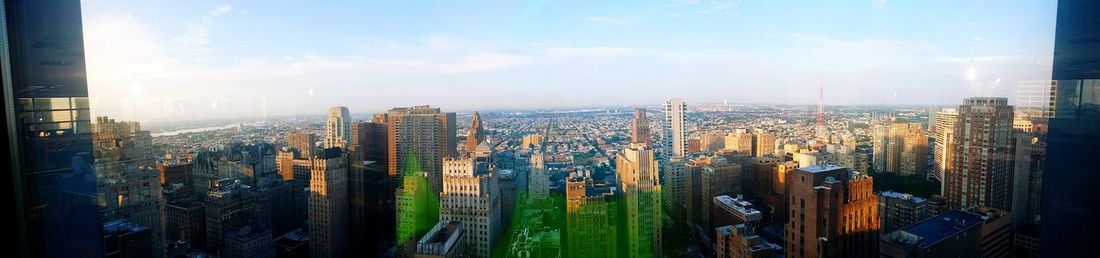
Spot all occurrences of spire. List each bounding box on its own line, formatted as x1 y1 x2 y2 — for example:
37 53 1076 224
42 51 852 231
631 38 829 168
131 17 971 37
465 111 486 153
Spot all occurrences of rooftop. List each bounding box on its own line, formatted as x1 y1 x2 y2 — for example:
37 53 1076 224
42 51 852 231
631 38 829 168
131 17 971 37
800 164 847 173
886 210 983 248
880 190 928 203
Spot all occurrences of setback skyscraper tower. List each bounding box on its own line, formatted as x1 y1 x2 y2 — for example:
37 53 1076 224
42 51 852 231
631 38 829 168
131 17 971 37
325 106 351 150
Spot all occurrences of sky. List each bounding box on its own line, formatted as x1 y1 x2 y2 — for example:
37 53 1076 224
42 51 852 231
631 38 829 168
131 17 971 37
80 0 1057 123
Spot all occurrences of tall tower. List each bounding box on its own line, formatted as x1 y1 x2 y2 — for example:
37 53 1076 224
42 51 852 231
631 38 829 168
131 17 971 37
664 98 687 157
439 155 500 258
631 108 651 145
288 132 317 158
325 106 351 150
872 123 928 175
784 165 879 258
616 143 663 258
566 174 618 258
932 108 958 186
465 111 486 154
945 97 1013 210
309 148 349 258
376 105 457 195
93 117 165 257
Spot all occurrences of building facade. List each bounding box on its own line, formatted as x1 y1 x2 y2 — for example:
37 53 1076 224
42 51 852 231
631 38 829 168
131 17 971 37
784 165 879 258
664 98 687 157
945 97 1014 210
616 143 663 258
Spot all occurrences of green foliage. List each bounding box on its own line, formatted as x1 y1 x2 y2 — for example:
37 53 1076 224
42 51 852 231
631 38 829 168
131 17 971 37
870 172 940 198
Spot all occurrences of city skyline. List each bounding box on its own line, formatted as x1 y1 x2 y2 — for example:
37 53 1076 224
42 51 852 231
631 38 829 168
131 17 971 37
80 0 1056 123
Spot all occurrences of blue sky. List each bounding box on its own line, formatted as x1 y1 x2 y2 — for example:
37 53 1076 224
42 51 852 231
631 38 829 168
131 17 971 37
80 0 1057 122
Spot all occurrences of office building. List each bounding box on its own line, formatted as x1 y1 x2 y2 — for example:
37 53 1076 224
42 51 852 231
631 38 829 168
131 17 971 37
205 180 257 253
879 210 983 258
528 152 550 201
309 148 349 258
1 1 104 255
414 220 466 258
632 108 651 145
1015 80 1057 118
872 122 928 175
287 132 317 158
324 106 351 149
715 224 781 258
712 195 763 228
93 117 165 257
103 220 154 258
465 111 486 153
223 225 274 258
724 132 753 155
753 132 775 157
1041 1 1100 255
166 200 206 250
700 131 725 152
878 191 933 234
693 156 742 231
616 143 663 258
565 174 618 258
1010 133 1044 225
665 98 687 157
945 97 1014 210
396 168 440 257
439 154 501 258
932 108 958 184
784 165 879 258
350 120 388 163
377 105 457 194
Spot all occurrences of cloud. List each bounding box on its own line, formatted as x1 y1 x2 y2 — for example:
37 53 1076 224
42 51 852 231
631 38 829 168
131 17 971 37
172 4 234 59
585 16 629 25
872 0 889 11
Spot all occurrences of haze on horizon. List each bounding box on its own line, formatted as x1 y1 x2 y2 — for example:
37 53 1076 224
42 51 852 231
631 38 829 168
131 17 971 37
81 0 1056 123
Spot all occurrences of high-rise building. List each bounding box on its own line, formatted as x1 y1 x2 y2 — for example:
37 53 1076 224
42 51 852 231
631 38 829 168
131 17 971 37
945 97 1014 210
662 156 689 229
93 117 165 257
878 191 932 234
664 98 687 157
377 105 457 194
565 173 618 258
753 132 775 157
287 132 317 158
632 108 651 145
1040 1 1100 255
439 154 500 258
1015 80 1057 118
395 160 440 257
715 224 781 258
309 148 349 258
528 152 550 201
350 120 388 163
879 210 983 258
872 122 928 175
521 133 544 149
222 225 274 258
724 132 753 155
784 165 879 258
465 112 486 153
692 156 742 232
166 200 206 250
103 220 154 258
1010 133 1044 225
616 143 663 258
1 1 105 255
205 180 257 253
932 108 958 184
276 147 312 182
324 106 351 150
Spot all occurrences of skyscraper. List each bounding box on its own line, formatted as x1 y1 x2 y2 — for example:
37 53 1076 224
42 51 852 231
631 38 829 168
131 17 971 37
324 106 351 150
377 105 457 194
872 123 928 176
92 117 165 257
465 111 486 153
616 143 663 258
877 191 932 234
439 153 500 258
784 165 879 258
932 108 958 184
632 108 651 145
287 132 317 158
753 132 775 157
945 97 1014 210
2 0 104 256
309 148 349 258
565 173 618 258
1014 80 1057 118
664 98 687 157
1040 1 1100 255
